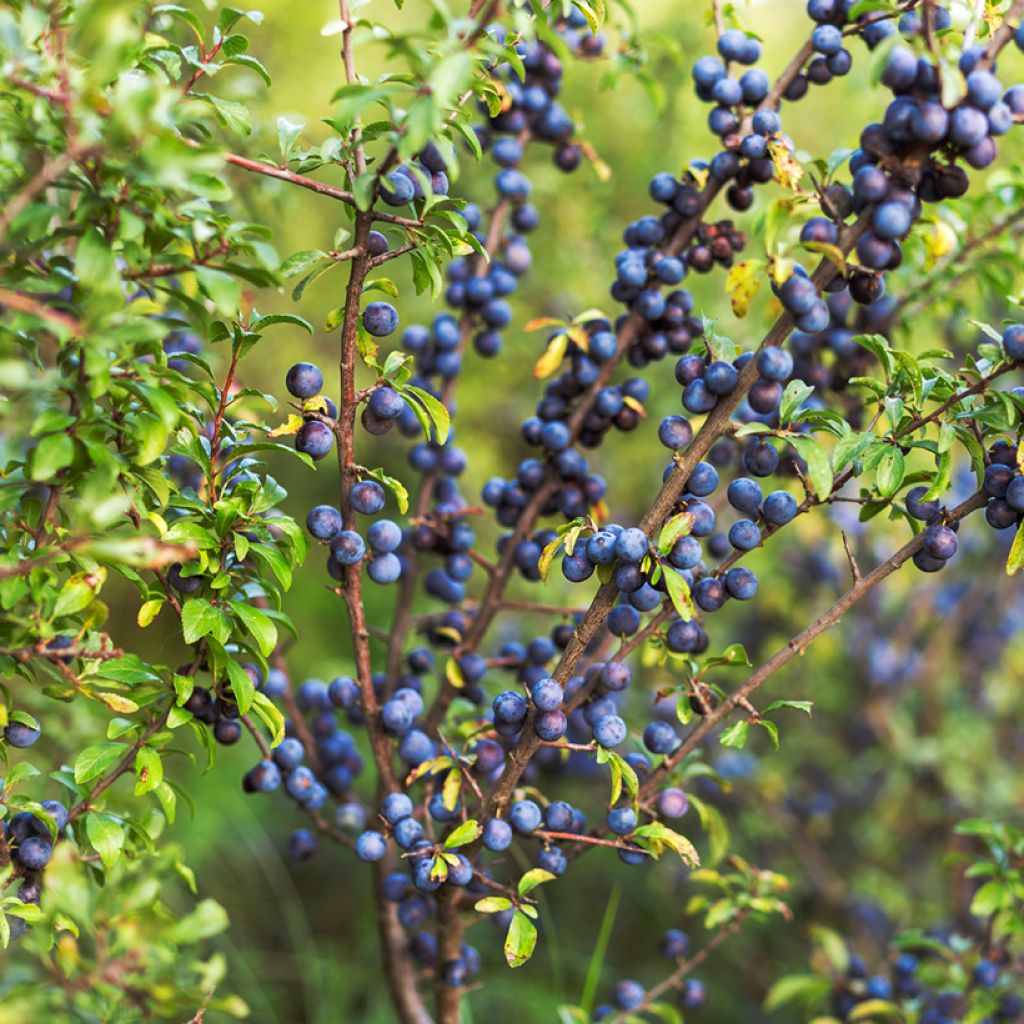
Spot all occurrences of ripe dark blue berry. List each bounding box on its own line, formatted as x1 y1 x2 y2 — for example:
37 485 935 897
286 362 323 399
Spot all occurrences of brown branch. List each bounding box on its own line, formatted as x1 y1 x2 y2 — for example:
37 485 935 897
634 489 988 806
375 858 434 1024
605 918 746 1024
841 531 861 585
497 599 589 616
0 285 81 335
339 0 367 176
223 153 425 230
534 829 651 854
425 27 825 731
711 0 726 39
479 214 869 822
67 704 172 823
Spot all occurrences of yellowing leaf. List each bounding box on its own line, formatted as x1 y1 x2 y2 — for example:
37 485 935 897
533 332 569 380
769 255 795 286
268 414 304 438
803 242 846 273
504 910 538 968
136 598 163 628
923 219 957 270
767 136 804 192
94 692 140 714
538 535 563 583
566 325 589 350
445 657 465 690
1006 520 1024 577
688 162 709 190
725 260 765 318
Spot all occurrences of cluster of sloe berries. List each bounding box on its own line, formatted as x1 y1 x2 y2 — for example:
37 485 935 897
235 668 370 858
1 794 67 940
829 946 1020 1023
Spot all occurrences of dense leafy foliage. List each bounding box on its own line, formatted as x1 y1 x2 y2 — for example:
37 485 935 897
1 0 1023 1021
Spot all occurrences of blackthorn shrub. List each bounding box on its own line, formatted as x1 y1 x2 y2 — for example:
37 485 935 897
2 1 1024 1021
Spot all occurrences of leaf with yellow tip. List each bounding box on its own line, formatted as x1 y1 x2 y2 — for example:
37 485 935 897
525 317 565 332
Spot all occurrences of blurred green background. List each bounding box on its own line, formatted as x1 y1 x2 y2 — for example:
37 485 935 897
92 0 1024 1019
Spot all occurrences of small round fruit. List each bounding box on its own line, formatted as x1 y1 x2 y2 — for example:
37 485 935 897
285 362 323 399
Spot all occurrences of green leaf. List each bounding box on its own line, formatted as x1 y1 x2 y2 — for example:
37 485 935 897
223 52 271 85
76 228 120 297
688 793 730 866
790 435 833 501
719 720 749 749
363 277 400 299
280 249 328 278
779 380 815 425
74 743 127 784
195 266 243 314
970 878 1009 916
250 691 285 746
31 433 74 481
364 468 409 515
53 572 100 618
226 659 256 714
444 819 482 849
166 898 230 943
154 4 205 41
1007 520 1024 577
249 313 313 334
181 599 220 644
663 568 694 622
133 746 163 796
403 386 451 444
518 868 556 898
764 973 833 1012
230 600 277 657
811 924 850 974
85 812 125 870
763 699 813 716
474 896 513 913
851 332 894 377
756 719 779 750
874 447 905 498
658 512 694 555
202 94 252 136
504 910 538 968
630 822 699 866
